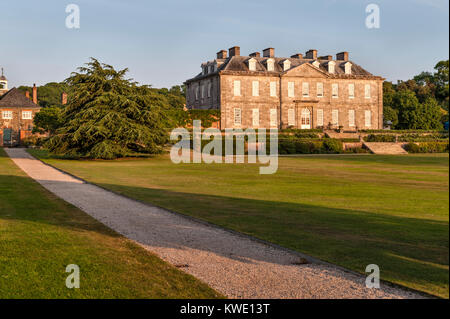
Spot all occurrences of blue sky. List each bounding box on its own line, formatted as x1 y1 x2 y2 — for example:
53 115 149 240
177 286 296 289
0 0 448 88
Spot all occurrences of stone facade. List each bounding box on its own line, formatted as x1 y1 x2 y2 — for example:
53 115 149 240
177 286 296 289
184 46 384 130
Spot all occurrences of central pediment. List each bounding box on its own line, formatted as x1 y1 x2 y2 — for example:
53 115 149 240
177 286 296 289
283 62 330 78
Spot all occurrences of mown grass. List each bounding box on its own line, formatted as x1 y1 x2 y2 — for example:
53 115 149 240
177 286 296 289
30 149 449 298
0 148 222 299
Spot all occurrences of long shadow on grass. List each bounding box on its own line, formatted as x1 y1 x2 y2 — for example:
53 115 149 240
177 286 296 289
95 183 449 293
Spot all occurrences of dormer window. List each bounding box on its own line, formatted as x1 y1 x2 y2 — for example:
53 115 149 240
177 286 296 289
312 60 320 68
248 58 257 71
344 62 352 75
328 61 336 74
281 59 291 71
202 64 208 75
266 58 275 72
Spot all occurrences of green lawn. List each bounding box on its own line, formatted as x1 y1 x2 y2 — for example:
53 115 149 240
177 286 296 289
30 149 449 298
0 148 222 298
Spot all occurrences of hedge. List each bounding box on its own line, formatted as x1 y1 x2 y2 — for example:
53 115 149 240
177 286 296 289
403 142 449 153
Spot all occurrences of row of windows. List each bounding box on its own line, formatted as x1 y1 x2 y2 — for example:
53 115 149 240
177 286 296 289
232 81 372 99
233 108 372 127
2 110 33 120
194 83 213 100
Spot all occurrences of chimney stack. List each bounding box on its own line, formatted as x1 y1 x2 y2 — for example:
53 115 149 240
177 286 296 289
217 50 227 59
290 53 303 59
32 84 37 104
61 92 68 105
25 91 30 99
229 46 240 57
305 49 318 60
319 55 333 61
249 52 261 58
263 48 275 58
336 51 349 61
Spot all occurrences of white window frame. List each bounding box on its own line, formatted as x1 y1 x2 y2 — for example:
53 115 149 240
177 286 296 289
348 109 355 127
266 59 275 72
328 61 336 74
345 62 352 75
332 109 339 126
288 82 295 98
348 83 355 99
317 82 324 98
270 109 277 127
252 108 259 127
365 84 371 99
270 81 277 97
22 111 33 120
283 60 291 71
248 59 256 71
288 109 295 126
302 82 309 97
207 82 212 98
332 83 339 98
2 110 12 120
233 80 241 97
252 81 259 97
234 108 242 126
365 110 372 127
317 109 324 126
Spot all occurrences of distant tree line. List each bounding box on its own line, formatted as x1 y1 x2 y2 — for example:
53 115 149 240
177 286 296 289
383 60 449 130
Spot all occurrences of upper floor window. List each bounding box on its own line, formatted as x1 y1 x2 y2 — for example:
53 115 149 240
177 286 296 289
252 81 259 96
317 82 324 97
332 83 339 98
195 86 199 100
252 109 259 127
207 83 212 98
2 110 12 119
270 81 277 97
302 82 309 97
365 84 371 99
288 82 295 97
270 109 277 127
200 85 205 99
348 83 355 99
22 111 33 120
233 80 241 96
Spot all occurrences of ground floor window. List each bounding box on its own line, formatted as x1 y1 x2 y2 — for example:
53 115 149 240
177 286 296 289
332 110 339 126
348 110 355 127
252 109 259 127
22 111 33 120
2 110 12 119
301 108 311 129
317 109 323 126
365 110 372 127
288 109 295 126
234 108 241 126
270 109 277 127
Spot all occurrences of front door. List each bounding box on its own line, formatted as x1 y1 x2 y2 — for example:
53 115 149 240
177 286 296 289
3 128 12 146
301 108 311 129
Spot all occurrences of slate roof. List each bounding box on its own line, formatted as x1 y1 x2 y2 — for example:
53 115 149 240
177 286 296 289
186 55 381 83
0 88 40 108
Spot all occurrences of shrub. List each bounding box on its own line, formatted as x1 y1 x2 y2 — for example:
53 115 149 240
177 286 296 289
322 139 344 153
404 142 449 153
364 134 396 142
21 136 46 147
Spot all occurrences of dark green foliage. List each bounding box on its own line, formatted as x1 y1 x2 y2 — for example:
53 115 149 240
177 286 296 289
384 60 449 129
46 58 170 159
404 142 449 153
365 134 396 142
32 106 62 135
18 82 70 108
322 138 344 153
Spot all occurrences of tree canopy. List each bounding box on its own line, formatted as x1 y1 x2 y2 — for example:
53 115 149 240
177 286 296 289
46 58 172 159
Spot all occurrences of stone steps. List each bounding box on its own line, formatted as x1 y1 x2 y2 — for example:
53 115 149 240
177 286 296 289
363 142 408 155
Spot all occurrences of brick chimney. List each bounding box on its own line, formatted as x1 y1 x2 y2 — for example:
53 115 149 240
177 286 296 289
249 52 261 58
263 48 275 58
319 55 333 61
25 91 30 99
32 84 37 104
305 49 317 59
229 46 240 57
291 53 303 59
336 51 349 61
61 92 68 105
217 50 227 59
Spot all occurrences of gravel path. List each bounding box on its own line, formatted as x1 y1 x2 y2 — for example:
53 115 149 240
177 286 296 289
5 148 425 299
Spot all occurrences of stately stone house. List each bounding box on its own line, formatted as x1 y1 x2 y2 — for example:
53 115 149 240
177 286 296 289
0 71 41 146
184 46 384 130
